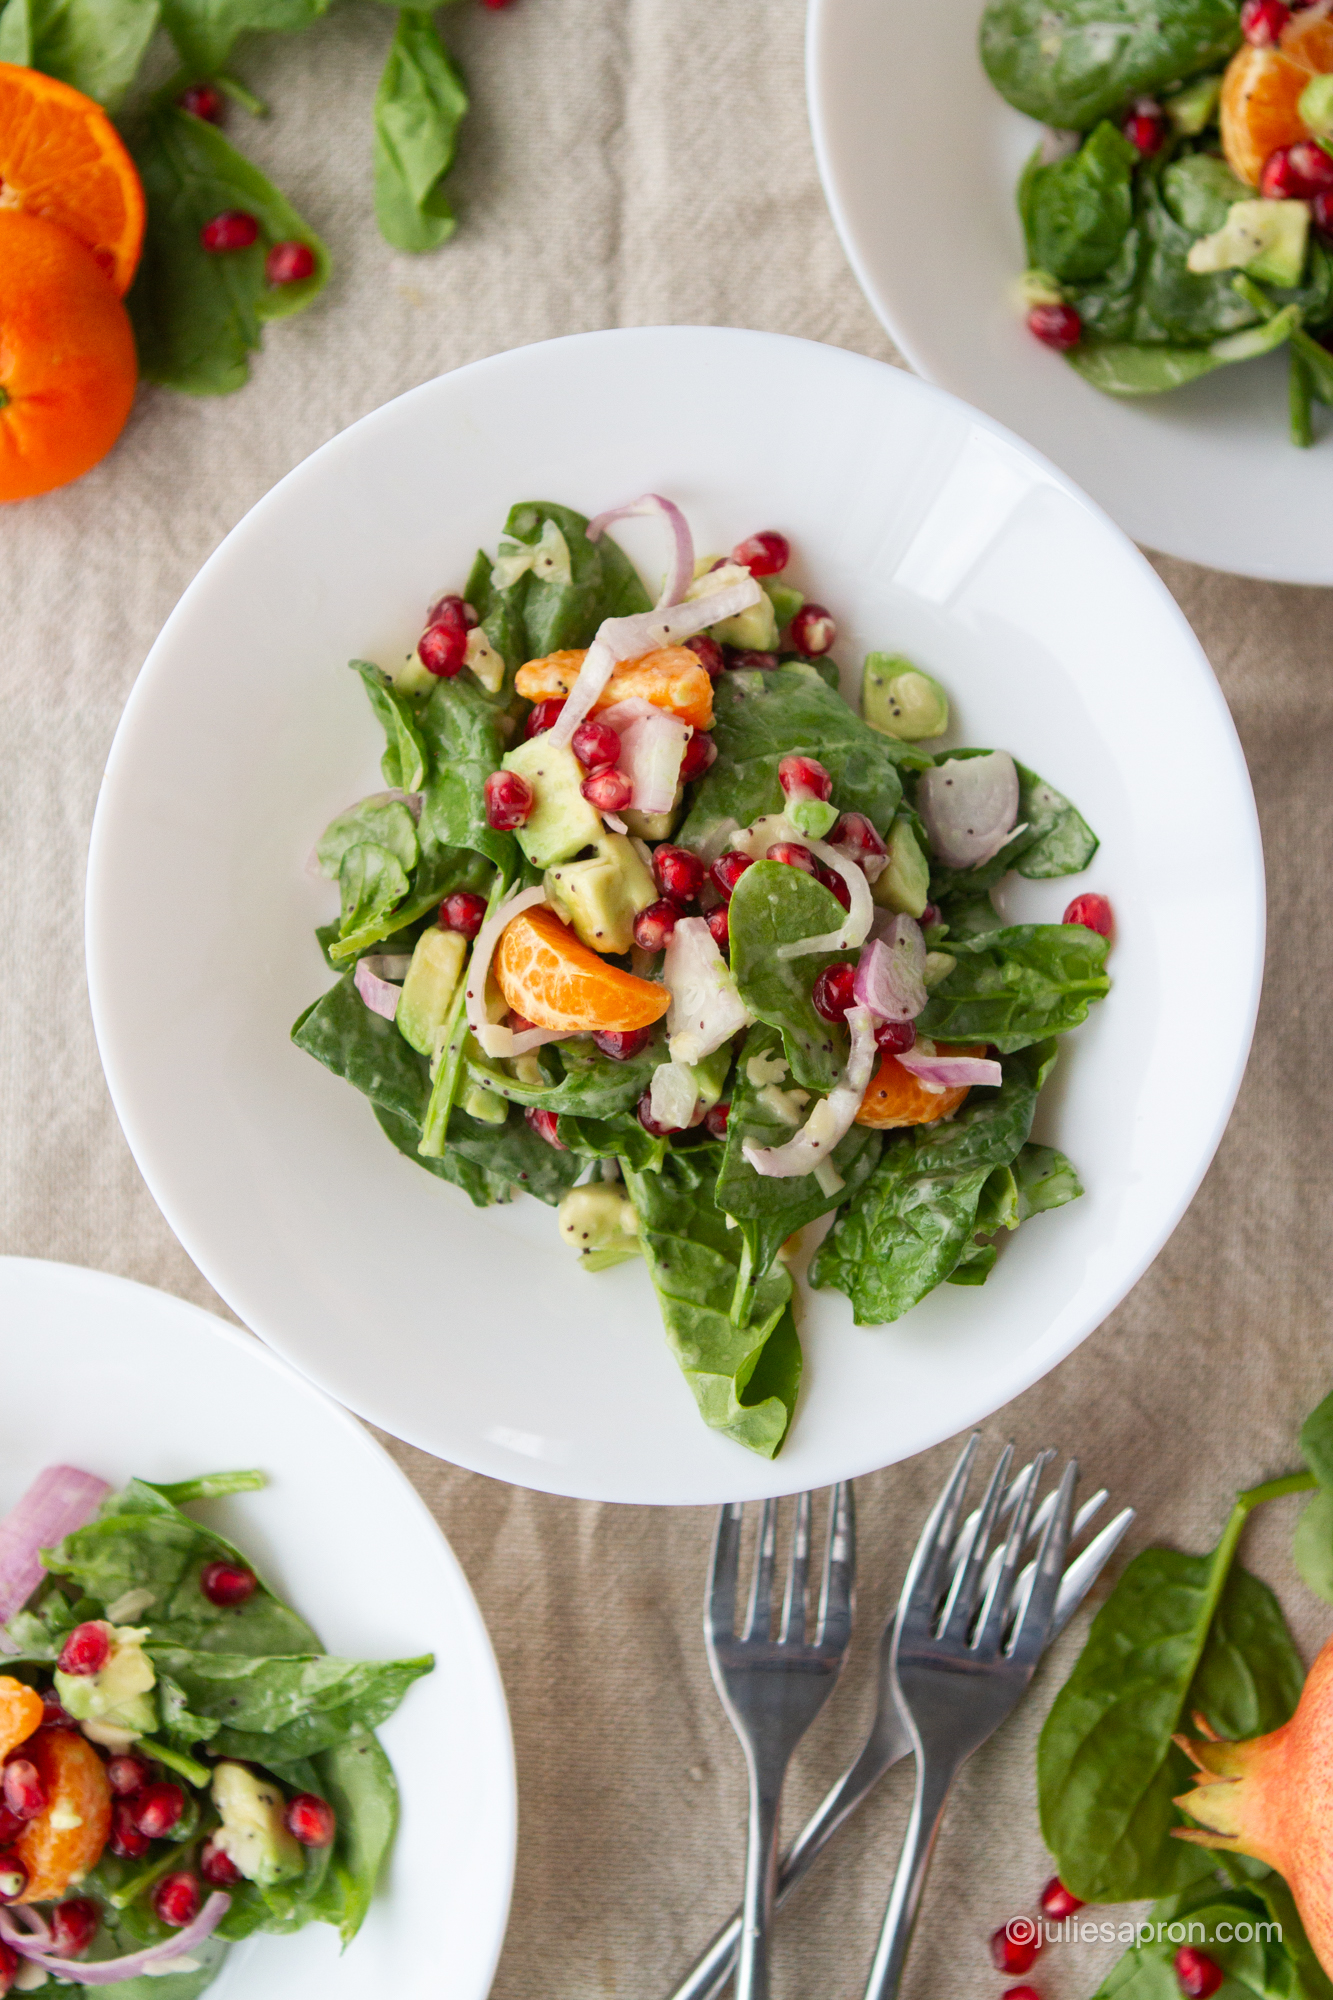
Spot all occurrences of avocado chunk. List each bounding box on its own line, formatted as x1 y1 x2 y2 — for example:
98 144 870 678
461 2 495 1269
558 1184 641 1269
763 580 804 630
862 654 950 741
1187 198 1309 289
873 816 931 918
622 800 681 841
211 1761 304 1888
501 736 603 869
56 1624 158 1751
386 649 438 698
462 1079 509 1125
711 590 778 652
396 928 468 1058
545 833 657 954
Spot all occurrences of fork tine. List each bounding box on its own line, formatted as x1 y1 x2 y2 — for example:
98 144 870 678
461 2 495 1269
976 1456 1087 1605
898 1433 980 1630
972 1451 1047 1654
938 1444 1014 1640
707 1502 744 1641
743 1497 779 1641
816 1481 856 1651
1051 1506 1135 1639
780 1491 813 1643
949 1458 1033 1572
1009 1458 1078 1663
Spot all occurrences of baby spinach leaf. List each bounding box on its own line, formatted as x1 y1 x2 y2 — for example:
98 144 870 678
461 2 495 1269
1163 152 1251 235
493 502 651 661
727 862 851 1091
373 7 468 253
1069 332 1267 393
292 972 430 1129
146 1646 434 1763
26 0 158 105
979 0 1242 130
374 1102 511 1206
350 659 427 795
926 755 1098 900
917 923 1111 1051
128 107 328 397
1089 1885 1316 2000
417 672 517 875
316 798 418 878
305 1730 398 1944
1022 122 1137 282
623 1146 801 1458
466 1025 666 1119
338 842 409 939
160 0 327 68
1013 1140 1083 1216
556 1110 669 1172
1300 1385 1333 1487
445 1102 583 1205
326 844 491 964
0 0 30 61
1292 1387 1333 1602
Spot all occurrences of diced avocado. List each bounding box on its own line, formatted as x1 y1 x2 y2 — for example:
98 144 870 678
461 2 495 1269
862 654 950 741
924 952 957 989
462 1080 509 1125
873 816 931 918
396 928 468 1058
386 650 437 698
623 798 681 841
711 590 778 651
787 797 838 839
689 1041 733 1117
56 1625 157 1750
1187 199 1309 289
466 626 506 694
1302 74 1333 135
501 736 603 868
1165 71 1222 135
763 580 804 630
558 1184 641 1268
211 1761 304 1888
545 833 657 954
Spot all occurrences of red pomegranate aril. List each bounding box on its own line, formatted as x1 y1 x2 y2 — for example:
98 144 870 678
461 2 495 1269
812 962 857 1023
817 863 852 911
1029 302 1083 350
1062 892 1113 937
485 769 534 830
0 1810 18 1848
1315 189 1333 235
39 1691 71 1730
201 1836 244 1886
704 1101 730 1137
134 1782 186 1839
508 1010 538 1033
418 619 468 678
1040 1875 1085 1918
525 697 566 738
680 730 717 782
1176 1947 1225 1999
767 841 817 874
710 851 754 901
524 1108 566 1150
653 844 705 903
726 648 778 671
1287 138 1333 189
706 905 730 949
440 890 488 938
1242 0 1288 41
0 1940 15 1998
58 1621 111 1677
425 592 477 631
153 1872 201 1929
200 209 258 252
106 1754 150 1798
201 1559 257 1607
1123 99 1168 153
789 604 836 656
581 766 633 812
0 1854 27 1905
874 1018 917 1055
831 811 887 862
778 754 833 801
991 1923 1042 1976
731 530 790 577
266 239 316 285
50 1899 99 1957
2 1761 45 1823
637 1092 671 1138
593 1026 651 1060
685 635 725 679
480 0 515 9
920 902 940 928
1003 1990 1043 2000
633 899 680 953
109 1800 151 1859
571 718 622 770
285 1793 337 1847
179 81 224 121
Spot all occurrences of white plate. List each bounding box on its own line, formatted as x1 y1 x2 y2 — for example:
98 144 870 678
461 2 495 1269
85 326 1263 1505
807 0 1333 583
0 1257 514 1999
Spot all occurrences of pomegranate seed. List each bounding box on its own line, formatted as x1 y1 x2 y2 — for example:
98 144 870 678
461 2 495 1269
789 604 836 656
266 240 316 285
731 530 790 577
525 697 566 737
50 1899 98 1957
685 635 725 679
200 209 259 252
0 1854 27 1904
817 862 852 911
680 731 717 782
581 766 634 812
653 845 705 903
285 1793 336 1847
706 906 730 949
134 1782 186 1839
524 1108 566 1150
1029 303 1082 350
991 1922 1042 1976
1003 1990 1043 2000
812 962 857 1022
201 1559 257 1607
1265 137 1333 197
1176 1948 1225 1999
425 592 477 631
2 1761 45 1822
178 81 224 121
875 1018 917 1054
1315 189 1333 234
726 648 779 671
778 754 833 801
484 770 534 830
704 1101 730 1137
920 902 940 928
58 1621 111 1677
593 1027 651 1060
0 1940 15 1998
633 899 680 952
480 0 515 9
39 1692 71 1729
0 1810 18 1848
636 1092 671 1138
1241 0 1288 41
572 718 622 770
109 1800 150 1859
766 841 817 874
200 1835 244 1886
106 1754 150 1798
830 812 887 863
509 1010 538 1033
1040 1875 1085 1918
1062 892 1113 937
153 1872 201 1929
418 619 468 678
710 851 754 901
439 890 488 938
1123 99 1168 153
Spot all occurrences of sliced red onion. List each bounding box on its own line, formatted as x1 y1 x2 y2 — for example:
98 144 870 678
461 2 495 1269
728 812 795 859
465 886 567 1059
587 495 694 610
664 917 752 1065
742 1007 878 1179
600 697 688 815
602 811 629 834
896 1049 1002 1091
774 835 874 961
853 918 926 1022
0 1466 110 1643
354 957 403 1020
917 752 1020 870
0 1892 230 1983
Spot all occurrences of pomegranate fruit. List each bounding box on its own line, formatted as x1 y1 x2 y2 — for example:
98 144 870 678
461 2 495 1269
109 1800 150 1859
1029 303 1083 350
1003 1990 1042 2000
817 862 851 910
425 592 476 631
705 1102 730 1137
789 604 836 655
830 812 887 865
524 1108 566 1150
636 1092 670 1138
418 619 468 678
633 900 680 953
731 530 789 576
50 1898 98 1956
133 1781 185 1839
201 1835 243 1886
726 649 777 670
680 730 717 782
153 1872 201 1928
0 1810 19 1848
266 241 316 285
778 754 832 801
484 770 534 830
653 845 705 903
684 635 725 679
200 210 258 252
106 1754 149 1797
2 1760 45 1821
812 963 857 1023
1315 190 1333 236
1124 99 1168 153
706 906 730 949
1175 1948 1225 1998
593 1027 651 1060
525 697 566 737
0 1940 15 1998
1260 139 1333 197
571 718 621 770
285 1793 336 1846
581 766 633 812
201 1559 256 1607
766 841 817 874
440 890 488 938
1241 0 1288 41
990 1922 1042 1975
57 1622 111 1676
875 1018 917 1055
710 851 753 900
179 82 224 121
1040 1875 1084 1918
1062 892 1113 937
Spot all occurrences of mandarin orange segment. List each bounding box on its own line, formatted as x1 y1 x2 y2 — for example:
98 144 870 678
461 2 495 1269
855 1044 987 1131
0 63 145 294
515 646 715 730
1221 46 1312 182
494 904 669 1034
0 1678 43 1761
13 1729 113 1901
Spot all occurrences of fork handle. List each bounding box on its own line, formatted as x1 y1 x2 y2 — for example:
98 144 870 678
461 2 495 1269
861 1755 959 2000
735 1764 783 2000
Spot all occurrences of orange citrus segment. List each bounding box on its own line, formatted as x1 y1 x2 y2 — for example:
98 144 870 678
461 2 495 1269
515 647 715 730
13 1729 113 1901
494 904 670 1034
0 63 145 294
0 1678 43 1762
855 1044 987 1131
1220 16 1333 185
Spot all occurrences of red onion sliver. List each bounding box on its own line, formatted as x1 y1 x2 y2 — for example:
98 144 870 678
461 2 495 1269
587 494 694 609
895 1051 1002 1091
354 958 402 1020
742 1007 879 1179
917 752 1020 870
464 886 567 1059
853 918 926 1022
774 835 874 960
0 1892 230 1983
0 1466 110 1644
664 917 752 1065
612 702 688 814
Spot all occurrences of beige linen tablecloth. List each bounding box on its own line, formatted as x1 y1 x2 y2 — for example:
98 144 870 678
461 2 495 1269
5 2 1333 1993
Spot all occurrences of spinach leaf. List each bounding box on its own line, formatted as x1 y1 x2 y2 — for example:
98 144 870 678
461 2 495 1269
945 1140 1083 1286
463 546 526 704
926 755 1098 899
73 1916 228 1996
338 842 409 939
466 1025 666 1119
417 672 517 875
350 659 428 795
680 666 925 854
374 1102 511 1206
556 1110 669 1172
316 797 418 878
24 0 158 105
727 861 850 1091
128 107 328 397
445 1102 583 1205
373 8 468 253
809 1040 1056 1323
1013 1140 1083 1216
1163 152 1251 235
326 842 491 963
1068 317 1297 393
917 923 1111 1051
0 0 29 60
979 0 1242 130
623 1147 801 1458
146 1645 434 1763
305 1730 398 1944
492 501 651 661
292 972 430 1130
159 0 328 71
1022 122 1137 282
1088 1883 1321 2000
1293 1387 1333 1602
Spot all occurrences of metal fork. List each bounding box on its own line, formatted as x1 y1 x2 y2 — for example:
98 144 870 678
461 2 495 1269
705 1484 855 2000
664 1468 1132 2000
862 1438 1077 2000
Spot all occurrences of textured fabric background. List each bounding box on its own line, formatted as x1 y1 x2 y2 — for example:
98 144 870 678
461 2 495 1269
4 2 1333 1995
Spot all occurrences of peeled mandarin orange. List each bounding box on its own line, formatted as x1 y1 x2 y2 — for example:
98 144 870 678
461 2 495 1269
855 1044 987 1131
13 1729 113 1902
0 63 145 294
1221 16 1333 184
515 647 715 730
494 904 669 1034
0 1678 43 1761
0 209 138 503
